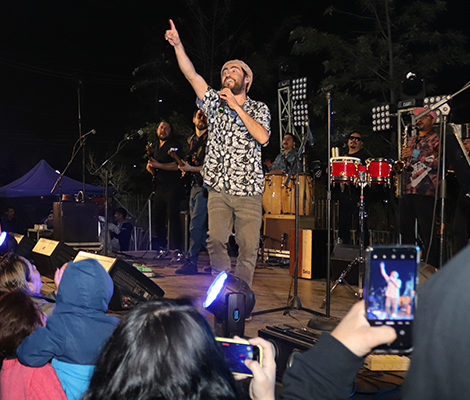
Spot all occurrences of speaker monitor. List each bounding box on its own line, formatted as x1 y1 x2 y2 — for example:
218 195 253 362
330 244 360 285
74 252 165 311
289 229 329 279
32 238 78 279
258 325 317 382
12 233 36 259
53 202 99 243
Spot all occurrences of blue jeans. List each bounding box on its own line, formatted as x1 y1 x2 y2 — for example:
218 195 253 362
207 190 262 287
188 186 209 263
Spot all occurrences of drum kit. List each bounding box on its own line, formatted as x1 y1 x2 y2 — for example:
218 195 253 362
323 155 393 303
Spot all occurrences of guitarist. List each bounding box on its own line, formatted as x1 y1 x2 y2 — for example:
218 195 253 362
146 120 184 251
175 110 209 275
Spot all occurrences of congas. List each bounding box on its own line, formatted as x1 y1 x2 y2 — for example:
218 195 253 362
263 172 284 214
366 158 392 184
330 157 361 183
281 173 313 215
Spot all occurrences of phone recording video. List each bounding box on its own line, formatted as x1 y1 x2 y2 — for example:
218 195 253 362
215 337 262 376
365 245 420 353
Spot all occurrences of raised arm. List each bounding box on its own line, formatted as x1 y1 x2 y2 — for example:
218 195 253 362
380 261 389 281
165 19 208 100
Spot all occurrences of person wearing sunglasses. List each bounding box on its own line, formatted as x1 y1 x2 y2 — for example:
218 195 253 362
338 132 371 245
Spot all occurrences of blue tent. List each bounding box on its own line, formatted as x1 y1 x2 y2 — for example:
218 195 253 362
0 159 110 197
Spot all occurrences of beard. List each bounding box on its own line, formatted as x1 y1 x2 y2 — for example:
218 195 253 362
222 78 246 95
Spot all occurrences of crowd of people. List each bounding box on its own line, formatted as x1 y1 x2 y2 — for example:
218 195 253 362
0 253 276 400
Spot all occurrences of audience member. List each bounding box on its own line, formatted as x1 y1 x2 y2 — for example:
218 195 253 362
109 207 133 252
0 252 58 317
82 298 275 400
280 244 470 399
0 206 23 234
0 289 67 400
17 258 119 400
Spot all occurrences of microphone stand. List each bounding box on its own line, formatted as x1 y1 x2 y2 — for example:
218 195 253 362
307 87 342 331
92 137 133 256
51 136 87 196
253 122 324 318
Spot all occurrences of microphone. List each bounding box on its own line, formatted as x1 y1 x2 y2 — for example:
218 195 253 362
126 130 144 140
80 129 96 139
218 98 227 114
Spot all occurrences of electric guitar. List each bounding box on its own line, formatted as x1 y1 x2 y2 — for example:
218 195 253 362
146 142 157 191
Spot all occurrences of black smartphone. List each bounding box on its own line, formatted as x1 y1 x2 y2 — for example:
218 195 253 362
364 245 420 353
215 337 263 377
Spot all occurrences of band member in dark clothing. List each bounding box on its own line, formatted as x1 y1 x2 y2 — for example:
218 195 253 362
176 110 209 275
146 121 184 251
338 132 370 244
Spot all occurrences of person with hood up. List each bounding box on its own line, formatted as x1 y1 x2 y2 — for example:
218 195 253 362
16 258 119 400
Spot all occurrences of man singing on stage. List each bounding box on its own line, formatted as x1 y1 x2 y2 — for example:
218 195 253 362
165 19 271 288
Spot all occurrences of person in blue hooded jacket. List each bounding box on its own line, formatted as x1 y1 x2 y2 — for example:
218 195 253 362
16 258 119 400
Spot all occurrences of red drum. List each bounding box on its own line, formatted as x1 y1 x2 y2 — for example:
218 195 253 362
330 157 361 183
366 158 392 184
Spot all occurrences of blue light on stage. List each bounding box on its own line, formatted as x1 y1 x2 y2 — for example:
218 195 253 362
203 271 228 308
0 232 6 247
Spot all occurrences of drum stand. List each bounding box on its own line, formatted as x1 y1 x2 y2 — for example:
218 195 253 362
320 168 367 307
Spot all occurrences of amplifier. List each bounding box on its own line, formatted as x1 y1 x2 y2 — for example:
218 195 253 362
258 325 319 382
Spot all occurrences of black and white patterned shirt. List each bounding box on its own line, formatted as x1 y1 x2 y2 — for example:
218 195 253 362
197 87 271 196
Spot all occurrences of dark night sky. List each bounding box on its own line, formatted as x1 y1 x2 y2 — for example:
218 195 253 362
0 0 469 186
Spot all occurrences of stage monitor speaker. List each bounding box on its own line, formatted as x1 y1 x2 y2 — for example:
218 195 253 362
289 230 329 279
32 238 78 279
258 325 318 382
74 252 165 311
12 233 36 259
330 244 360 285
53 202 99 243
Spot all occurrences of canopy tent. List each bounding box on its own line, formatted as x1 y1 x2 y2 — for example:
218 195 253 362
0 159 110 198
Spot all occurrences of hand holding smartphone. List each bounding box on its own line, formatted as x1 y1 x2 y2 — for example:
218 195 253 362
365 245 420 353
216 337 263 377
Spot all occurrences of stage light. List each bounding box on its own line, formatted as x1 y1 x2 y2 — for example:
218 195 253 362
371 104 395 132
423 95 449 124
0 232 7 247
203 271 256 337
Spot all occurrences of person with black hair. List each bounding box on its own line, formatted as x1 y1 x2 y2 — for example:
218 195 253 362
109 207 133 252
0 289 67 400
265 133 299 173
147 120 185 251
338 131 371 245
82 298 276 400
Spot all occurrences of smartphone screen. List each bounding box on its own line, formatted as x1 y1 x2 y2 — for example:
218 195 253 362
365 245 420 353
216 338 261 376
